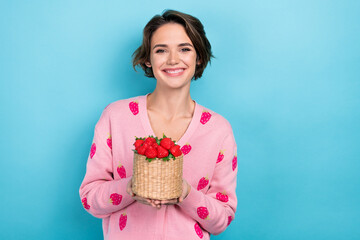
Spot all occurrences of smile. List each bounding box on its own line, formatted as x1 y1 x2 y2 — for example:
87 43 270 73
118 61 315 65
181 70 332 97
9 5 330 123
163 68 185 74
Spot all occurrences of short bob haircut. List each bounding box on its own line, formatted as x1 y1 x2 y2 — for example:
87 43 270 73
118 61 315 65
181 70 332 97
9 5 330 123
132 9 214 80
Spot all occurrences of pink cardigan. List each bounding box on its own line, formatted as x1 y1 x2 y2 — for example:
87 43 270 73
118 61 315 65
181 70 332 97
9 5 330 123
79 94 238 240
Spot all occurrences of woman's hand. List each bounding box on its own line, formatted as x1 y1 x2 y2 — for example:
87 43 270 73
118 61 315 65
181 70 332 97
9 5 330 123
158 179 191 205
126 178 191 208
126 178 162 209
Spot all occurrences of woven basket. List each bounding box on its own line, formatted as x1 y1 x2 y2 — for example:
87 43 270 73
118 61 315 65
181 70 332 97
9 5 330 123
131 153 183 200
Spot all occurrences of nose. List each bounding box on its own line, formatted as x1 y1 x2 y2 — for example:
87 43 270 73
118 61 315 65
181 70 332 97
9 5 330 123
167 50 179 65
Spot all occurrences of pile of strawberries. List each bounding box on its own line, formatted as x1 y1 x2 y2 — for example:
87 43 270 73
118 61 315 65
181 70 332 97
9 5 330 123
133 135 183 161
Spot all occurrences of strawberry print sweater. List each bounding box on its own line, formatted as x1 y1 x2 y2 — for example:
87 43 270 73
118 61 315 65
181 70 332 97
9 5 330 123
79 94 238 240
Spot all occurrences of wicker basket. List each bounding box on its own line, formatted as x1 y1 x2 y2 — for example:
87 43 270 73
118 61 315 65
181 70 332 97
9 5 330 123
131 153 183 200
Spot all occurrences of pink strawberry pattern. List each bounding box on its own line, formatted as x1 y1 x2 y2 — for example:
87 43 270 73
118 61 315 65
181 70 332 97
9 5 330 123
117 164 126 178
90 143 96 159
216 150 225 163
129 101 139 115
181 144 192 155
194 222 203 239
197 177 209 191
81 197 90 210
197 207 209 220
200 111 212 125
107 134 112 150
109 193 122 205
227 216 233 226
119 213 127 231
216 192 229 202
232 155 237 171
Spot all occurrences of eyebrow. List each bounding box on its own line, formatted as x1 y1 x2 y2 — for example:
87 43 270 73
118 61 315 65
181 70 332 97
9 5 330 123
153 43 194 50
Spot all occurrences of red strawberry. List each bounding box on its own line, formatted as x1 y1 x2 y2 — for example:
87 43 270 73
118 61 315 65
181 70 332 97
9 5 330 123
145 145 157 159
216 150 224 163
134 139 144 150
197 177 209 191
200 111 212 125
232 155 237 171
160 137 174 150
107 135 112 150
227 216 233 226
138 143 149 155
170 145 182 157
109 193 122 205
81 197 90 210
117 164 126 178
157 145 169 158
90 143 96 159
216 192 229 202
129 101 139 115
144 136 156 145
119 213 127 231
181 144 192 155
197 207 209 220
194 222 203 239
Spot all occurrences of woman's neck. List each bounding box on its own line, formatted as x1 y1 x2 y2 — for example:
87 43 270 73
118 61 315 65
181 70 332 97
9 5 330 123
147 87 195 120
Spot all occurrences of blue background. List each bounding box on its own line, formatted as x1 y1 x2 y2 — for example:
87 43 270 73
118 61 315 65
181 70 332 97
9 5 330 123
1 0 359 239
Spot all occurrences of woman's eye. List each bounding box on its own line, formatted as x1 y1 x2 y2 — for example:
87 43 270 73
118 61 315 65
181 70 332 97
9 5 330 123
181 48 191 52
155 49 165 53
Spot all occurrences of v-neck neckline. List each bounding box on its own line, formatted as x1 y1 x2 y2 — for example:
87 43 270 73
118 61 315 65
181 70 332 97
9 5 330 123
138 93 201 146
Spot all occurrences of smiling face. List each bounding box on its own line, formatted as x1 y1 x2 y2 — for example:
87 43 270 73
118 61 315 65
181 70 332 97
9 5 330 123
146 23 199 90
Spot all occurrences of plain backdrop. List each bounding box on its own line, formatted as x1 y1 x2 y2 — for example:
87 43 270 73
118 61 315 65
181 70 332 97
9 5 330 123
1 0 359 239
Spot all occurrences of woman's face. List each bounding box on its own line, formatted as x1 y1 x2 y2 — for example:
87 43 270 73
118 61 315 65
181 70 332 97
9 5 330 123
146 23 199 90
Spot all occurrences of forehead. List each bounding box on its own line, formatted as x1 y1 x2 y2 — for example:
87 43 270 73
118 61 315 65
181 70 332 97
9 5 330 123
151 23 192 46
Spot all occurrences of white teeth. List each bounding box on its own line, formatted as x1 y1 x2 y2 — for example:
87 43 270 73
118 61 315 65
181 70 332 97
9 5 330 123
165 69 184 74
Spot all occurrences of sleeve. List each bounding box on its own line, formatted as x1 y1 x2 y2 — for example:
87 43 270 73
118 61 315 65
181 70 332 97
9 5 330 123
178 128 238 235
79 108 135 218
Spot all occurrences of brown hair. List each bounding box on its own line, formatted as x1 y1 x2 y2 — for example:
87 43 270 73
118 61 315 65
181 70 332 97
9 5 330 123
132 9 214 80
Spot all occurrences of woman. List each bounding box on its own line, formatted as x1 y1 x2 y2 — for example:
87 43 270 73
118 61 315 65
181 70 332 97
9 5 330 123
80 10 238 240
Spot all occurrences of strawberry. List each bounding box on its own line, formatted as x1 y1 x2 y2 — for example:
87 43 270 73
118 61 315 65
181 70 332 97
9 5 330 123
170 145 182 157
152 142 159 149
194 222 203 239
117 164 126 178
107 135 112 150
129 101 139 115
181 144 192 155
119 213 127 231
197 207 209 220
137 143 149 155
200 111 212 125
144 136 157 145
216 192 229 202
216 150 224 163
227 216 233 226
160 137 174 150
157 145 169 158
109 193 122 205
145 145 157 159
81 197 90 210
197 177 209 191
232 155 237 171
90 143 96 159
134 139 144 150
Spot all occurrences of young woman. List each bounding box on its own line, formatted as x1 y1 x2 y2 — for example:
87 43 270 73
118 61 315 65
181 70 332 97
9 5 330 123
80 10 238 240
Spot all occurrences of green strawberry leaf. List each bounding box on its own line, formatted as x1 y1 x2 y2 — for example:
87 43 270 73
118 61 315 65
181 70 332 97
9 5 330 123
169 153 175 160
146 157 156 162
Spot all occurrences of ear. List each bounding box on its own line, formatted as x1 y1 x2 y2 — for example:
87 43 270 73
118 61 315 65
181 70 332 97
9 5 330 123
196 59 201 65
145 61 151 68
